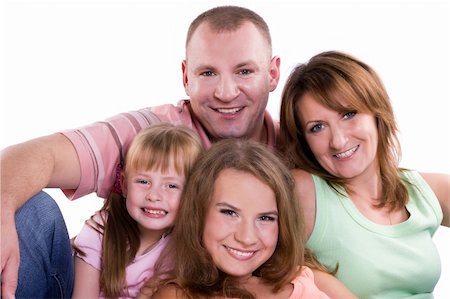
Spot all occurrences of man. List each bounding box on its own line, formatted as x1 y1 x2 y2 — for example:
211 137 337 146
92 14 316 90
1 5 280 298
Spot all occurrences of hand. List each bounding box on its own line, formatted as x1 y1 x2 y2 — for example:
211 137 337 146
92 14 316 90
1 217 20 299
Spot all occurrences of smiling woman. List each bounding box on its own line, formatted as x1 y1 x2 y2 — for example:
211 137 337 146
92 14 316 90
2 0 449 298
278 50 449 298
141 139 342 298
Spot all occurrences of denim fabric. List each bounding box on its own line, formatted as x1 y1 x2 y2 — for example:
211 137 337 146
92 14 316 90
15 191 74 298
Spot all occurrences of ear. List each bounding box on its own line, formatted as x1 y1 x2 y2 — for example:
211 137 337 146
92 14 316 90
268 56 281 92
182 60 190 96
120 172 128 197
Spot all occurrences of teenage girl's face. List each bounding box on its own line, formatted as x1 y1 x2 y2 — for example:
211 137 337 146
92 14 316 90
183 21 280 142
122 165 185 236
202 168 279 280
297 93 379 180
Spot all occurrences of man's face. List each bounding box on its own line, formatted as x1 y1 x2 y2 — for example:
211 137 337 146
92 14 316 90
183 22 280 142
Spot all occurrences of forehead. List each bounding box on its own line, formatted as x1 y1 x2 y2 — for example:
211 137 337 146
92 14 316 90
211 168 277 211
186 21 272 67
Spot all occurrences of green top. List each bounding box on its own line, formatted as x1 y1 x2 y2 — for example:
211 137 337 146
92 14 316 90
307 170 443 299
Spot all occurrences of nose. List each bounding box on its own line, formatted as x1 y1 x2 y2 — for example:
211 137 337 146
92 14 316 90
329 125 348 150
214 74 239 102
234 219 258 246
146 186 162 202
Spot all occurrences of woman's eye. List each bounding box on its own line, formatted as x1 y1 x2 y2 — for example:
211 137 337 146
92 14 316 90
309 123 324 133
220 209 237 217
259 215 276 222
343 111 356 119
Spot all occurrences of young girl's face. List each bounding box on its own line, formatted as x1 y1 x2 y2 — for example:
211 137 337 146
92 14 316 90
202 168 279 280
123 165 185 235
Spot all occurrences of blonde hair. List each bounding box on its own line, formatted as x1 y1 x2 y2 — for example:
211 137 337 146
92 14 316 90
96 123 203 298
279 50 408 210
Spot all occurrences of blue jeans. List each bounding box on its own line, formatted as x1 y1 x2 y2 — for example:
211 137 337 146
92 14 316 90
15 191 74 298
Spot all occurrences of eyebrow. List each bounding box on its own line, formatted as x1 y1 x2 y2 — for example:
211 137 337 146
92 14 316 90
216 202 278 216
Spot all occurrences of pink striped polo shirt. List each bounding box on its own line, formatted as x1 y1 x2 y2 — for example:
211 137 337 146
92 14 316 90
61 100 279 200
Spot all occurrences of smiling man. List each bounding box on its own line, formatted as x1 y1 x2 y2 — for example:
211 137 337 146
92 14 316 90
1 5 281 298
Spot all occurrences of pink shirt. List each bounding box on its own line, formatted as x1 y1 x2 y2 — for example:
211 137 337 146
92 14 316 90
61 100 279 200
290 267 330 299
73 211 170 298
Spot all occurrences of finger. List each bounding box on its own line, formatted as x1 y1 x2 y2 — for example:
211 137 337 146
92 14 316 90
1 257 19 299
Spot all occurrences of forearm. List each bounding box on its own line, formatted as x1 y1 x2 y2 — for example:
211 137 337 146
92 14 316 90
1 133 80 216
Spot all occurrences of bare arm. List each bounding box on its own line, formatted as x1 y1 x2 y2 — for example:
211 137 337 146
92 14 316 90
420 172 450 227
72 257 100 299
292 169 316 239
1 133 81 298
312 269 357 299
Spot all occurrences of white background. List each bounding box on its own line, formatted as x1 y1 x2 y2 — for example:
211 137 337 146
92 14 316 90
2 0 449 297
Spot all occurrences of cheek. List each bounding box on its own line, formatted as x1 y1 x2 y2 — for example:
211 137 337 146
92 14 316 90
305 135 327 156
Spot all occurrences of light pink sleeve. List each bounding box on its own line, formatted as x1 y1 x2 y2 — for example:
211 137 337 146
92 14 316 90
61 108 160 199
73 212 104 270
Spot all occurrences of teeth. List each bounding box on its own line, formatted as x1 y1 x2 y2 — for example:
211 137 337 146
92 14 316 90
227 247 255 257
143 208 167 215
217 107 241 114
335 146 358 158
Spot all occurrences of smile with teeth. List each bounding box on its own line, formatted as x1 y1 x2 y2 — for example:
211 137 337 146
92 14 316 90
143 208 167 215
334 145 359 159
226 246 255 257
216 107 242 114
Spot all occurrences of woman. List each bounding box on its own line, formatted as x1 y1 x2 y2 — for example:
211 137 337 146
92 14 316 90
279 50 449 298
140 139 354 298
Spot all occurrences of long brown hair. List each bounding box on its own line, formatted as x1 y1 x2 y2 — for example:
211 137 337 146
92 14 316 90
90 123 203 298
146 139 305 298
279 50 408 210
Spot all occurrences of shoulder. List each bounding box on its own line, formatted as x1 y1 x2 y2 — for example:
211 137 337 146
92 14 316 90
291 169 316 238
419 172 450 226
151 284 190 299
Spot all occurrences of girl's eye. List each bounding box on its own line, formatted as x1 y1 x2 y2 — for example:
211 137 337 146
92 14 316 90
220 209 237 217
259 215 276 222
309 123 324 133
343 111 357 119
136 179 149 185
167 183 179 189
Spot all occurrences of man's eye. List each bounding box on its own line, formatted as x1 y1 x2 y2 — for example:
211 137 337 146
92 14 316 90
238 69 252 75
201 71 214 77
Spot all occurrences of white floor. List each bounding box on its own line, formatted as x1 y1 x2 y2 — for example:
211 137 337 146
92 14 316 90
49 189 450 298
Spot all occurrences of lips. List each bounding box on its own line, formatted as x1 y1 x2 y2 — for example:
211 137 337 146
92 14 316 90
334 145 359 159
215 107 243 114
225 245 256 259
142 208 168 215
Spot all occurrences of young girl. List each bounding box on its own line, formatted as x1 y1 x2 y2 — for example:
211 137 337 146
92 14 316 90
72 123 203 298
279 50 449 297
141 139 354 298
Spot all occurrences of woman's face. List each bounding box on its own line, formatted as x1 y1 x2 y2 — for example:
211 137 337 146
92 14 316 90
297 93 379 180
202 168 279 280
